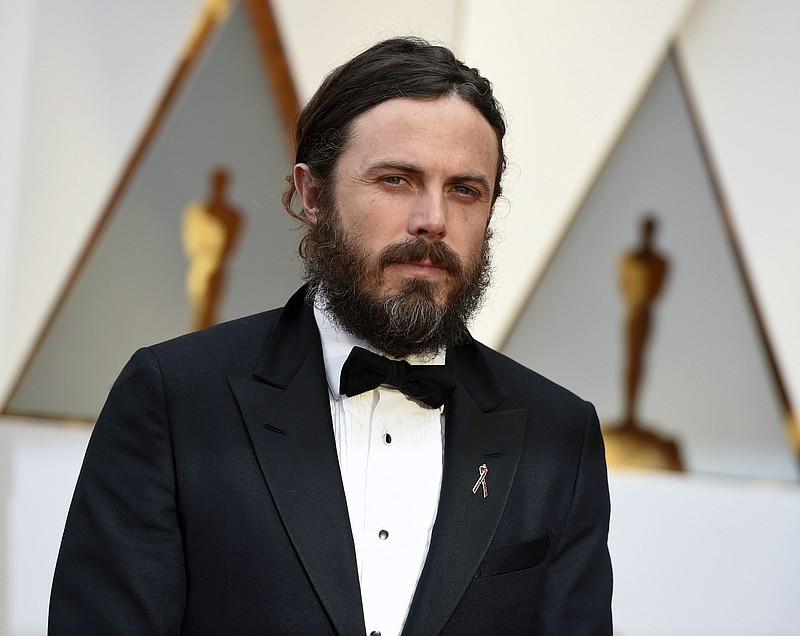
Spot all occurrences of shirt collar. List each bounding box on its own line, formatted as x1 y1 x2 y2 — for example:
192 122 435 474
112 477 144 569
312 303 446 399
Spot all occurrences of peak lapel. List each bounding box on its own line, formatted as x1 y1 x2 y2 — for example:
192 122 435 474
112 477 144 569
228 288 364 635
402 344 528 636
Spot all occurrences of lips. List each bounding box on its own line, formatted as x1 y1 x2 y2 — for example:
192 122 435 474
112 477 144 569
391 260 449 281
396 258 444 269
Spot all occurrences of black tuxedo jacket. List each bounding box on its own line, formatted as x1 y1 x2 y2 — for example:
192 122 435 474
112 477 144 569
50 287 612 635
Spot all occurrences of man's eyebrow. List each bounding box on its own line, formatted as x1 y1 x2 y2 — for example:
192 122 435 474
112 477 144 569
363 161 422 175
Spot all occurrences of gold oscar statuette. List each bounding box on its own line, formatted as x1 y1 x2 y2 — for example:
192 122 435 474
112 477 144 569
181 167 244 331
603 214 683 472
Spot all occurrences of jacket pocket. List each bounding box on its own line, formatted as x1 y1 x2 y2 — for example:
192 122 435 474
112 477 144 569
475 532 552 578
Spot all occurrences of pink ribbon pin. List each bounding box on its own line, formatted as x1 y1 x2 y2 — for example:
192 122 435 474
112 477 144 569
472 463 489 498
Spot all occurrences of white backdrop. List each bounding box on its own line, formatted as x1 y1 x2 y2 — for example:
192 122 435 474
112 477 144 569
1 1 798 634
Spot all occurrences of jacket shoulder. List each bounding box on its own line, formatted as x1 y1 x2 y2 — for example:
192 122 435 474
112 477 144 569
474 341 590 415
145 308 283 374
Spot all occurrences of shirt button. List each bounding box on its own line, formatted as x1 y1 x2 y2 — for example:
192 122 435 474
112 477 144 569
378 529 389 540
383 432 392 444
370 632 382 636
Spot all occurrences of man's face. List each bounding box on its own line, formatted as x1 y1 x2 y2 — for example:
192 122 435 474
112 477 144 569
329 95 497 305
295 95 499 357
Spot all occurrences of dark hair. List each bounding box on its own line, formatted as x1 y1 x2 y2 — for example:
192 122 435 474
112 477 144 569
282 36 507 230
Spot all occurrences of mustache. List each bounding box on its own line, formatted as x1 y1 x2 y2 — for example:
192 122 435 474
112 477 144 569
378 238 463 274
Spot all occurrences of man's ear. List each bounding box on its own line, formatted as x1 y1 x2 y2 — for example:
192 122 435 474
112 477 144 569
293 163 321 224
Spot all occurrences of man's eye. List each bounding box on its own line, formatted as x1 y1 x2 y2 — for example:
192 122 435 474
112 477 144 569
453 185 477 197
383 176 405 185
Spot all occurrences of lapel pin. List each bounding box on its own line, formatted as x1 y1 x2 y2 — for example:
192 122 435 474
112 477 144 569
472 463 489 498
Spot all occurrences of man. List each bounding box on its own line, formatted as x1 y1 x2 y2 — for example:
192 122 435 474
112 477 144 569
50 37 612 635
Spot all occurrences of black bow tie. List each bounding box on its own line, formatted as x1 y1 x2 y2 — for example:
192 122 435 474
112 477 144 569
339 346 457 408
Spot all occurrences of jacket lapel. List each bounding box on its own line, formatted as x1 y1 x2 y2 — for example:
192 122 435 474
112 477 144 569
402 343 528 636
228 288 365 635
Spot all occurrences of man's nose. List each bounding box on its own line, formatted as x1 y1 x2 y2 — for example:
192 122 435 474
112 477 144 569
408 191 447 239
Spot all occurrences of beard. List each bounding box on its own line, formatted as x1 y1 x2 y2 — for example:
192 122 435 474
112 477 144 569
301 203 492 359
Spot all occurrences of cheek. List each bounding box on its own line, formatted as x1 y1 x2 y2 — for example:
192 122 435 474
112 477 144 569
337 191 405 239
454 217 490 256
357 217 410 250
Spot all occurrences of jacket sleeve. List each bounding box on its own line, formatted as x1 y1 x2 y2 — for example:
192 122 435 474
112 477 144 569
49 348 186 635
531 403 613 635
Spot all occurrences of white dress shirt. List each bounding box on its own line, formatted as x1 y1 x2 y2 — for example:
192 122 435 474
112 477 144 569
314 305 445 636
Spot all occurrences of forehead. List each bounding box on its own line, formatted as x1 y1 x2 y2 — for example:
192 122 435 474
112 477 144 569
341 95 499 178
